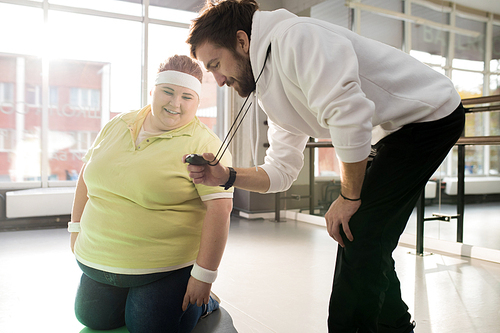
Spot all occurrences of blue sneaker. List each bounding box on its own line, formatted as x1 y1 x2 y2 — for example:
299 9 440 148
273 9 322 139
201 292 220 318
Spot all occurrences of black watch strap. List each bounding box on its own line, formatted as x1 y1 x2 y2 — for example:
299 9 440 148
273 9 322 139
220 167 236 190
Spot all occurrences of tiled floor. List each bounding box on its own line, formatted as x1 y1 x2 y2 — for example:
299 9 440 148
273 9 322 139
0 214 499 333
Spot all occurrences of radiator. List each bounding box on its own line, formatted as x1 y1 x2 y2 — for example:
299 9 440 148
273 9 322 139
6 187 75 218
443 176 500 195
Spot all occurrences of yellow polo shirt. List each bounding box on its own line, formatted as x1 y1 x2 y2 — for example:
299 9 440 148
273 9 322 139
74 106 233 274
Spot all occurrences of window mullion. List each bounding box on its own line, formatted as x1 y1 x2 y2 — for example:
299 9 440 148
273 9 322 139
141 0 149 107
41 0 50 187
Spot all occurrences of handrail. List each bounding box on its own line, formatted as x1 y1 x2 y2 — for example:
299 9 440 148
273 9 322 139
462 94 500 113
457 136 500 145
276 95 500 255
461 94 500 106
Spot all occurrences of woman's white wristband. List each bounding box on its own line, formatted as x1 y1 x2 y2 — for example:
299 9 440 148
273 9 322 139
67 221 81 233
191 263 218 284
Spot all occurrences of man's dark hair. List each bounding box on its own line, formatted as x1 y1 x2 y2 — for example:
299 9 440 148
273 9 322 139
187 0 259 59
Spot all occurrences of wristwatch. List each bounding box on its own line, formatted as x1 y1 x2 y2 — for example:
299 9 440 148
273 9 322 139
220 167 236 190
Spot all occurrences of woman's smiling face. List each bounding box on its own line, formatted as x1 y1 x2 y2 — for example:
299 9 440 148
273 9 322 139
149 83 199 131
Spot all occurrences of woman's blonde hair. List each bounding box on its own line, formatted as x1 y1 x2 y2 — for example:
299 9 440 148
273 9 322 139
158 55 203 83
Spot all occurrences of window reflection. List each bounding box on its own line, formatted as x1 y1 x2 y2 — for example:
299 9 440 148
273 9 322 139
0 54 42 183
455 16 486 67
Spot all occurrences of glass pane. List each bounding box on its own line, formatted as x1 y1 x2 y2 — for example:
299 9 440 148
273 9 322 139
0 4 44 183
491 106 500 136
360 0 403 49
410 50 446 68
147 24 191 96
363 0 401 11
490 111 500 175
0 3 44 56
453 16 485 69
315 141 338 178
197 71 218 132
464 111 486 176
46 11 142 182
411 3 449 62
491 74 500 95
464 146 484 175
49 60 104 181
441 147 459 177
453 58 484 71
465 112 484 137
452 69 483 97
149 5 197 24
311 0 349 28
493 24 500 62
0 55 43 183
490 146 500 175
49 0 142 16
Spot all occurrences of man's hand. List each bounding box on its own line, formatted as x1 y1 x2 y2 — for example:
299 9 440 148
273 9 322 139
182 277 212 311
324 197 361 247
183 153 229 187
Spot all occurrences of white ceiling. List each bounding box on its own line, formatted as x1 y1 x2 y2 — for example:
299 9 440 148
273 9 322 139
162 0 500 17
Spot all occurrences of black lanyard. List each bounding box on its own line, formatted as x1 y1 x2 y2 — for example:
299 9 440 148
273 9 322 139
186 44 272 166
208 44 272 166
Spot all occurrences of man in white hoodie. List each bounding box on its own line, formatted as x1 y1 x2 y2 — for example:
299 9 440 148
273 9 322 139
185 1 465 332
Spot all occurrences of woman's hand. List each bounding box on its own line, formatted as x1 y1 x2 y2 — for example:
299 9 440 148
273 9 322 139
182 276 212 311
183 153 229 187
70 232 79 253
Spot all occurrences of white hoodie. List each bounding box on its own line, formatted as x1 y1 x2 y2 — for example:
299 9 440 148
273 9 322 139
252 9 462 193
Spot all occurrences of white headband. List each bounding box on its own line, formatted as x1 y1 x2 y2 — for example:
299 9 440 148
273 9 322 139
155 70 202 98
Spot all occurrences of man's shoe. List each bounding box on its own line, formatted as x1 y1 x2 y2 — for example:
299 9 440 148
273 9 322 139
409 320 416 333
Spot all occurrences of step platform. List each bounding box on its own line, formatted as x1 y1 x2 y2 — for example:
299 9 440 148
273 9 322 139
78 306 237 333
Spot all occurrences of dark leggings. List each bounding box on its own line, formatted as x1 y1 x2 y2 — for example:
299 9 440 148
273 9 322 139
75 262 203 333
328 104 465 333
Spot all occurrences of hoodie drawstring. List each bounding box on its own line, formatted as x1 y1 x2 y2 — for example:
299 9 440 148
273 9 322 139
252 91 260 171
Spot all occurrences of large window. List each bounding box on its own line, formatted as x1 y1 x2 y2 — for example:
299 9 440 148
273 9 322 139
309 0 500 251
311 0 500 179
0 0 220 187
0 3 44 184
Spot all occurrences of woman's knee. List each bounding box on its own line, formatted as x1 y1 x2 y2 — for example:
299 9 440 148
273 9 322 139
75 303 125 330
75 274 128 330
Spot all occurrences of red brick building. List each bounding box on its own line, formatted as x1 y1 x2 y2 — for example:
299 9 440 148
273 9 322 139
0 53 218 182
